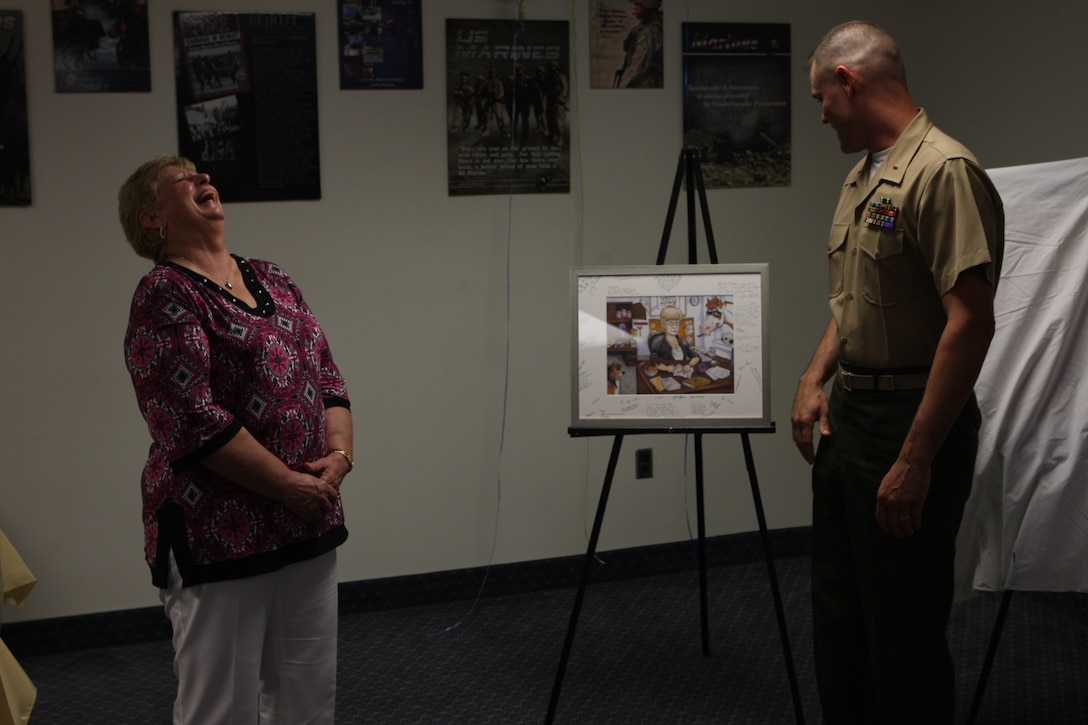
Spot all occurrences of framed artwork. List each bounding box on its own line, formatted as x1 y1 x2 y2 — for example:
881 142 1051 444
571 264 771 431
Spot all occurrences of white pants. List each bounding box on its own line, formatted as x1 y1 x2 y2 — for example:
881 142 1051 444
161 550 338 725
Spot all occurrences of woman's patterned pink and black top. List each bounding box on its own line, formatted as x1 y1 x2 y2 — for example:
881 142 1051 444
124 256 349 588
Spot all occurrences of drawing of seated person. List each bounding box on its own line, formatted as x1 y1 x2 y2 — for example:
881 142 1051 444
648 305 700 374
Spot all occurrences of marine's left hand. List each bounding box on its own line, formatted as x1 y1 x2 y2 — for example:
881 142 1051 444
875 459 930 537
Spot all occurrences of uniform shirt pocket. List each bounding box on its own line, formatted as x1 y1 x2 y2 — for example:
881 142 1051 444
827 223 848 298
858 227 913 306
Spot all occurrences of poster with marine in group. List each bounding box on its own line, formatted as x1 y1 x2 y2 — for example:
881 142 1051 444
681 22 791 188
174 11 321 202
446 18 570 196
0 10 31 205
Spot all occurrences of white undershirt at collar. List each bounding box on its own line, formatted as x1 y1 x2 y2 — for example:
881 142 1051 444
868 147 892 184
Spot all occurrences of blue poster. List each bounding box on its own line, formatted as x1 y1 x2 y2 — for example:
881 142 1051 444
338 0 423 90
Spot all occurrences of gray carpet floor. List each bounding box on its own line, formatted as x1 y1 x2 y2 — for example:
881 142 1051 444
15 556 1088 723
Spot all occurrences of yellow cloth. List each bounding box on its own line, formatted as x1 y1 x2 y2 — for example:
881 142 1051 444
0 529 36 725
0 531 36 614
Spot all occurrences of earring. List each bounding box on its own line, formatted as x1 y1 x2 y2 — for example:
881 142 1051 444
159 225 166 240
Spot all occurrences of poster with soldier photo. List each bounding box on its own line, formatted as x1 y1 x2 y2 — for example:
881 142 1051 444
589 0 663 89
1 10 31 205
681 22 791 188
51 0 150 93
337 0 423 89
446 18 570 196
174 12 321 202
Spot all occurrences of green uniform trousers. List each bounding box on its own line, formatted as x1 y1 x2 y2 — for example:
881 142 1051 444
812 376 980 725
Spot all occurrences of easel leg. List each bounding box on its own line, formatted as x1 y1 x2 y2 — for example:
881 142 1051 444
684 149 698 263
545 434 624 725
742 433 806 725
692 154 719 263
656 151 687 265
966 589 1013 725
695 433 710 655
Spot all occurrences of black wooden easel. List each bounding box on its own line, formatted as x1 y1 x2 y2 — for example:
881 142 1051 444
545 149 804 725
966 588 1015 725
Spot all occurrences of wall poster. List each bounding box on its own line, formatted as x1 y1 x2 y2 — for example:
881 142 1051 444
51 0 150 92
1 9 31 205
337 0 423 89
589 0 663 89
174 11 320 202
571 264 771 431
682 22 790 189
446 18 570 196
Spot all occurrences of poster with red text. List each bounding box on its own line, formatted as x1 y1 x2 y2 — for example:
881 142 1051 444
174 11 320 202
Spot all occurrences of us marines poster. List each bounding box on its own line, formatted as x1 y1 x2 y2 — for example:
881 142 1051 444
174 12 321 202
681 23 791 188
446 19 570 196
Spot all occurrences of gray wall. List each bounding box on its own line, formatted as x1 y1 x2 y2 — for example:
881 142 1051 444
2 0 1085 623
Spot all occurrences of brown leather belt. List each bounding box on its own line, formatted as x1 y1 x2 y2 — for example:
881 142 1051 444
838 363 929 392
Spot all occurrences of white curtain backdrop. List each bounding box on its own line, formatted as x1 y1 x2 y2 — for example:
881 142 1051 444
956 156 1088 597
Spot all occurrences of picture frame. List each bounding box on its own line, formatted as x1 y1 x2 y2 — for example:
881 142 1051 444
571 264 772 432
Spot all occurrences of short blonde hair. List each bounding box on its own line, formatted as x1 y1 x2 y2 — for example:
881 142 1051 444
118 155 195 262
659 305 683 322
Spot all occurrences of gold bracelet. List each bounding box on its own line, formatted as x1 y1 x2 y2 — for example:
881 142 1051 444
329 449 354 472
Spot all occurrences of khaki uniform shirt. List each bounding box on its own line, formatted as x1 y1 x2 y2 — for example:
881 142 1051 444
827 109 1004 369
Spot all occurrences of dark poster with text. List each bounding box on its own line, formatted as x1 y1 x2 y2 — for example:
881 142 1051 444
338 0 423 89
682 23 791 189
446 19 570 196
1 10 30 205
174 12 320 202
